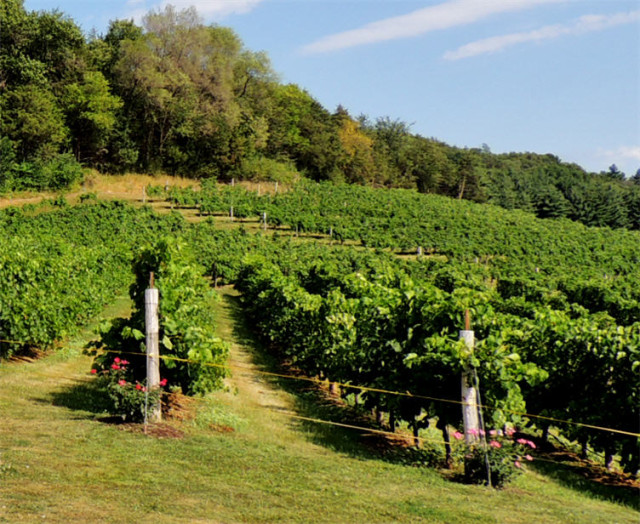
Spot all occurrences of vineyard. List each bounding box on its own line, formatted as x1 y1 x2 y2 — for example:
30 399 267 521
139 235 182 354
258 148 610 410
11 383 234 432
162 180 640 472
0 180 639 520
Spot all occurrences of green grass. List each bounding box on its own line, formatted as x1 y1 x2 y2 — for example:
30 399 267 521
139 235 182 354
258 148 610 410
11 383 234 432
0 293 638 523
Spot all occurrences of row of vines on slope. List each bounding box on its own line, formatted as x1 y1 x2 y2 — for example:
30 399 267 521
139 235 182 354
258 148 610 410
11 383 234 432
183 226 639 473
0 200 186 356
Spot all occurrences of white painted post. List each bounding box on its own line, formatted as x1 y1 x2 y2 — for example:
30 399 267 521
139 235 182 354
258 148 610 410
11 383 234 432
417 246 423 257
145 273 161 423
262 212 267 231
460 312 479 444
229 206 234 221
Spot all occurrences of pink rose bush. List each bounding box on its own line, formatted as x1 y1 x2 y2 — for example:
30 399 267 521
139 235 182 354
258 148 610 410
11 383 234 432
90 356 169 422
462 426 536 488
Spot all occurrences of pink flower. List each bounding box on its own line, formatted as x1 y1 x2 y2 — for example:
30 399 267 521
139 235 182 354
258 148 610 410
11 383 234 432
514 460 521 468
489 429 498 437
118 380 127 386
525 454 534 461
453 431 464 440
526 440 536 449
114 357 121 364
120 360 129 365
142 387 147 392
516 438 528 445
468 428 479 437
505 427 516 437
90 369 97 374
479 429 486 436
111 364 120 370
159 378 168 387
489 440 502 448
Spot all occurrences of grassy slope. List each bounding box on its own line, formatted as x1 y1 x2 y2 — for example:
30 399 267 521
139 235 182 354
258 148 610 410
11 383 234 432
0 290 637 523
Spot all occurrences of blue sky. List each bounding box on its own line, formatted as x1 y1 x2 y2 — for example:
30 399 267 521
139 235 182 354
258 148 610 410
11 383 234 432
24 0 640 176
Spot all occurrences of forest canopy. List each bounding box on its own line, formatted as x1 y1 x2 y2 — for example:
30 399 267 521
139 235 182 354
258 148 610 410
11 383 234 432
1 1 638 229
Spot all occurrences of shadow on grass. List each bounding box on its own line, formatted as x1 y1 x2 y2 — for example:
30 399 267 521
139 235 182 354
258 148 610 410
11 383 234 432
47 378 112 417
222 289 640 509
530 457 639 511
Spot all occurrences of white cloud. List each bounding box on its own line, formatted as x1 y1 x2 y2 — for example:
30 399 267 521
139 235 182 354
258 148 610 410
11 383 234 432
301 0 563 54
444 10 640 60
160 0 263 18
600 146 640 162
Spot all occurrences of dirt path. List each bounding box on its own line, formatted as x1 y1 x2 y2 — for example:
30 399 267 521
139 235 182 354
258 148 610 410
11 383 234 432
212 286 298 434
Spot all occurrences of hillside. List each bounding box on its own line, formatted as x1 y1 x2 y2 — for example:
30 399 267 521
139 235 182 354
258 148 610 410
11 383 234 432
1 1 639 231
0 175 638 522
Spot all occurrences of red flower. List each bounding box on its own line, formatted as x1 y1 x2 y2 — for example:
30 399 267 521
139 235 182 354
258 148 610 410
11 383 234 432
111 364 120 370
159 378 168 387
135 384 142 390
114 357 121 364
120 360 129 365
452 431 463 440
489 440 502 449
118 380 127 386
90 369 97 374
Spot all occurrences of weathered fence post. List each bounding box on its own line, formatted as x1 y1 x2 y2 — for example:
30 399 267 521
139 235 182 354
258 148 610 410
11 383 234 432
460 311 479 444
229 206 234 221
145 272 161 423
262 212 268 231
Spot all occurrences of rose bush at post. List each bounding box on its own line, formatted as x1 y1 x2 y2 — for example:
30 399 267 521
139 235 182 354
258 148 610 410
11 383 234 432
457 427 536 488
91 357 165 422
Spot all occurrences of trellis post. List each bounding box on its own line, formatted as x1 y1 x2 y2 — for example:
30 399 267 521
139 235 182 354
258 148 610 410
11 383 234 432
460 311 479 444
145 272 161 423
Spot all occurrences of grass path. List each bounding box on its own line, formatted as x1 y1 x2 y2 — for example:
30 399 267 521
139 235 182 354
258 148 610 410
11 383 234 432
0 291 638 523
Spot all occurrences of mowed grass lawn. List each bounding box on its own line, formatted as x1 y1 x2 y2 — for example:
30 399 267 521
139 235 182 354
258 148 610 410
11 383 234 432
0 294 638 523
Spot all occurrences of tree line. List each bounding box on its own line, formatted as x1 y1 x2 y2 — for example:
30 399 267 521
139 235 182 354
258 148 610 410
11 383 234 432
1 1 639 229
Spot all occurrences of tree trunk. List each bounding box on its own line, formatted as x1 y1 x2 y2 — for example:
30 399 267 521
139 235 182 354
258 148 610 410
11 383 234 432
437 419 453 468
542 425 550 443
389 410 396 432
604 447 615 470
580 436 589 460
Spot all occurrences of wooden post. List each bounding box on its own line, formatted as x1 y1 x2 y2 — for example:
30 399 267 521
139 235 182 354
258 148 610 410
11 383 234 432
229 206 234 221
145 273 161 423
460 311 479 444
274 181 278 194
262 212 267 231
142 186 146 204
417 246 423 257
231 178 235 186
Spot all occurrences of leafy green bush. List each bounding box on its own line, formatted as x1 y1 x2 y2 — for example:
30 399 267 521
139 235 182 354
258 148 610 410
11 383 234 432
89 238 229 397
238 156 299 184
0 153 83 192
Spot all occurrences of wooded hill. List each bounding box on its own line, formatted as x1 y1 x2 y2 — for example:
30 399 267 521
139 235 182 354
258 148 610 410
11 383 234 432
1 1 639 229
